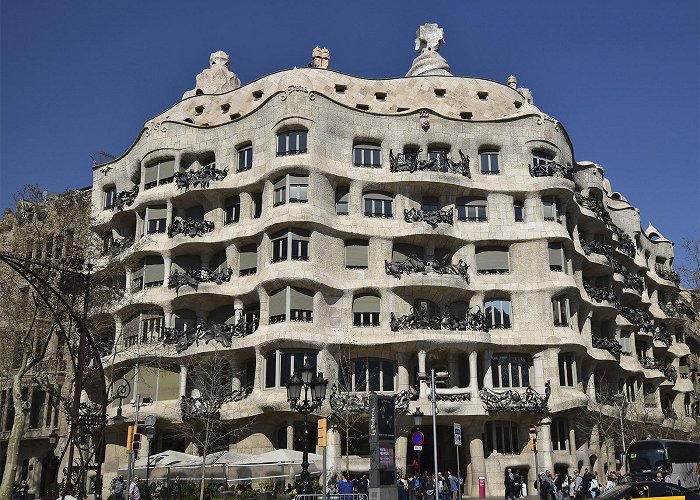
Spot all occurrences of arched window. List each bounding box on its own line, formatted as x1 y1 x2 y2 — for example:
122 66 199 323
475 246 509 274
144 158 175 189
551 418 569 451
277 130 308 156
172 255 200 274
485 298 511 329
271 229 311 262
491 353 530 388
552 295 571 326
456 196 487 222
143 205 167 235
392 243 424 263
353 143 382 168
363 192 393 218
345 240 369 269
352 294 380 327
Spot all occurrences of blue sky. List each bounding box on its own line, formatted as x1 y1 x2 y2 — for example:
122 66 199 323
1 1 698 268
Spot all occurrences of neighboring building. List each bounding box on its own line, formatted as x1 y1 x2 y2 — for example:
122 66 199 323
0 189 91 498
92 24 698 497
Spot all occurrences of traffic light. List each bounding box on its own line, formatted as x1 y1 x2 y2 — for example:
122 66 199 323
530 439 537 452
126 424 135 451
317 418 327 447
132 430 142 451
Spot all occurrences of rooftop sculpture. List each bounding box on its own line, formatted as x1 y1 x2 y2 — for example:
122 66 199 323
183 50 241 98
406 23 452 77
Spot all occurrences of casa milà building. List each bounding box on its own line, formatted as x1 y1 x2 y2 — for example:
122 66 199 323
93 24 698 497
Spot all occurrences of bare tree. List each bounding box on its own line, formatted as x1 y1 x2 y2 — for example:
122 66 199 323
329 346 370 475
173 350 252 500
0 186 125 498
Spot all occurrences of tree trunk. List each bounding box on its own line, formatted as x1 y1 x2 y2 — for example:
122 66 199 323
0 373 28 499
200 420 211 500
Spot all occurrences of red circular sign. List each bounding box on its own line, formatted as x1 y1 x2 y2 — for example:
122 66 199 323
412 431 425 446
529 424 537 434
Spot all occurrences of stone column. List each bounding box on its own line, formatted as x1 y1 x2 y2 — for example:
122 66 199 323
114 317 123 353
397 353 410 391
162 255 172 288
327 426 342 476
418 350 427 398
568 421 576 458
587 370 597 401
166 199 174 228
483 350 493 389
179 364 188 398
468 432 487 497
254 345 264 391
538 417 554 473
230 358 241 391
469 351 479 396
448 353 459 388
395 435 408 476
286 419 295 450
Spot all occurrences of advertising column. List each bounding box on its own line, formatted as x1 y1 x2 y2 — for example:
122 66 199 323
369 393 398 500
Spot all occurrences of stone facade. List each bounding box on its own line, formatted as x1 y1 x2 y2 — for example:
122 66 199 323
92 26 698 498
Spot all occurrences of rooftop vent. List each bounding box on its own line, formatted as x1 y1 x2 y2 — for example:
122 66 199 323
375 92 387 101
252 90 264 100
335 84 347 94
194 105 204 115
459 111 473 120
477 91 488 100
434 89 446 97
514 101 523 109
221 103 231 113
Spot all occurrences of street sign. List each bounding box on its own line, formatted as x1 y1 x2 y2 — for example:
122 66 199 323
414 445 423 451
412 431 425 446
529 424 537 439
453 423 462 446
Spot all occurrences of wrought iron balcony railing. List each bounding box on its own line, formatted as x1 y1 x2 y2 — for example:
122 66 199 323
328 385 418 416
638 356 664 371
659 301 681 319
663 365 677 383
655 266 681 285
390 306 487 332
584 282 619 306
613 261 644 293
168 267 233 291
112 186 139 211
529 162 574 180
580 238 612 260
404 207 454 227
390 149 470 177
592 335 623 356
162 317 258 353
619 307 655 333
174 164 228 190
479 381 551 413
385 256 469 282
167 218 215 238
653 326 673 347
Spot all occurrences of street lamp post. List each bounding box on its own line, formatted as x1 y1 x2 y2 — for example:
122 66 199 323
144 415 157 500
418 369 449 487
285 363 328 494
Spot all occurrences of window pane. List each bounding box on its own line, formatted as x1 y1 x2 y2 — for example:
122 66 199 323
298 131 307 151
265 355 276 388
354 359 367 391
368 360 380 391
382 362 394 391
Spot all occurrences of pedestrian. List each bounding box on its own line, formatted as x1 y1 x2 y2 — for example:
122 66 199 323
449 471 460 500
114 475 126 500
514 472 523 498
170 475 182 499
129 476 141 500
554 473 563 500
504 468 516 500
589 473 599 498
338 472 353 500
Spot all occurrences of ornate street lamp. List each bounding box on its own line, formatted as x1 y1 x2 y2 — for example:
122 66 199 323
49 430 59 447
285 363 328 494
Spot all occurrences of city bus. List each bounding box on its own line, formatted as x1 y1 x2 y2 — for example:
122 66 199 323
626 440 700 491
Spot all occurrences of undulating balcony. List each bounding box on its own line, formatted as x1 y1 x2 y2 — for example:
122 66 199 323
167 267 233 291
404 207 454 227
479 382 551 413
167 218 215 238
619 307 655 334
385 256 469 282
162 318 258 353
655 265 681 285
584 282 619 306
390 307 488 332
592 335 623 356
112 185 139 211
174 163 229 190
529 161 574 180
580 237 612 261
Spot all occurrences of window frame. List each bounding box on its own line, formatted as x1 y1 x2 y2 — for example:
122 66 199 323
491 353 530 388
558 353 576 387
352 294 381 327
270 229 311 263
143 159 175 190
277 130 308 156
103 186 117 210
273 174 309 207
485 298 512 329
456 196 488 222
224 196 241 224
485 421 520 456
552 295 571 327
264 350 318 389
143 205 167 235
513 201 524 222
353 144 382 168
237 145 253 172
343 358 395 392
479 151 501 175
363 192 394 218
542 196 563 222
532 150 555 167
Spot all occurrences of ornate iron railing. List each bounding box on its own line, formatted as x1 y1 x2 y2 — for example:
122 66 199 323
612 227 636 258
574 194 636 258
404 207 454 227
664 365 677 383
613 261 644 293
479 381 551 413
583 282 619 305
389 149 470 177
328 385 418 415
592 335 623 356
180 386 251 420
428 391 472 402
580 237 612 260
390 306 487 332
385 256 469 282
168 267 233 291
619 307 655 333
103 235 134 255
655 266 681 285
112 185 139 211
167 218 215 238
529 162 574 180
654 326 673 347
174 164 228 190
659 301 681 319
162 317 258 353
638 356 664 371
